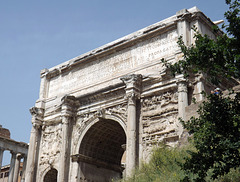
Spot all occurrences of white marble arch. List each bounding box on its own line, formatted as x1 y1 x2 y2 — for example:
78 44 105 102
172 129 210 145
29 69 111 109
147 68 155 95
70 113 127 181
73 113 127 155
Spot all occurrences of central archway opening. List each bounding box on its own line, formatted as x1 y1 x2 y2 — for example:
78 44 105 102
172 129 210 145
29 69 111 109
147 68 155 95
78 118 126 182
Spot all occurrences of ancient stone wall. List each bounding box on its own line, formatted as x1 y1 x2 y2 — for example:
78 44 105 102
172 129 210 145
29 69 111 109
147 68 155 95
0 125 10 139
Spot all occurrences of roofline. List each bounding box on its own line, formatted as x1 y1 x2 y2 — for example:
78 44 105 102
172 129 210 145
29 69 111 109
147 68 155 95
41 6 216 79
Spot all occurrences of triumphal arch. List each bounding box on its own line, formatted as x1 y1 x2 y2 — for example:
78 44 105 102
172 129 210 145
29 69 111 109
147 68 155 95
25 7 226 182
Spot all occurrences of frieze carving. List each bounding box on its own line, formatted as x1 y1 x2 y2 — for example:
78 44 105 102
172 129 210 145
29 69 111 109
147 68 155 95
141 90 179 153
142 127 179 162
39 124 62 166
78 88 125 108
142 113 177 134
142 91 178 112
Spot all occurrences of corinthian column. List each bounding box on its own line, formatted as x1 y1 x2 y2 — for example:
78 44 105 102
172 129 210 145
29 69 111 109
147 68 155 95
121 74 142 177
25 107 44 182
59 95 76 182
176 76 188 136
177 77 188 120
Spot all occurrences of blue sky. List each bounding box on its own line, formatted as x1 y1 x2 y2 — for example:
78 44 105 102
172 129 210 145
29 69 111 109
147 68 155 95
0 0 228 163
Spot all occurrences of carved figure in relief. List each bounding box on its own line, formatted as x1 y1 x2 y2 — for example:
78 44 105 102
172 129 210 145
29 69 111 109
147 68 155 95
39 125 62 166
105 104 127 120
142 91 178 112
141 91 179 152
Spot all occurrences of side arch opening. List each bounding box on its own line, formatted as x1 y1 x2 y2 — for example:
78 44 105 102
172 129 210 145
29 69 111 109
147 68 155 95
78 118 126 181
43 168 58 182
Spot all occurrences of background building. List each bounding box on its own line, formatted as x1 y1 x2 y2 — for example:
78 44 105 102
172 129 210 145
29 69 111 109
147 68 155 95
0 163 23 182
0 126 28 182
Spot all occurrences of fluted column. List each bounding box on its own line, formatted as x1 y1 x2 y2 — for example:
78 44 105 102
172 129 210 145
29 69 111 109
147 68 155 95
121 74 142 177
195 74 205 102
8 151 17 182
59 95 76 182
25 107 44 182
21 155 27 182
177 77 188 136
13 153 22 182
0 147 4 173
177 78 188 120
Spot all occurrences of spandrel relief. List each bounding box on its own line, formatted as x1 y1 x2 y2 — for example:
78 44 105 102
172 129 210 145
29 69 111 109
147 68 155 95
73 104 127 147
39 124 62 166
105 104 127 121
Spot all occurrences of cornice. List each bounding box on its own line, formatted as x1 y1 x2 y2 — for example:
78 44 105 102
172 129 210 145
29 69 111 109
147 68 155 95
42 7 210 80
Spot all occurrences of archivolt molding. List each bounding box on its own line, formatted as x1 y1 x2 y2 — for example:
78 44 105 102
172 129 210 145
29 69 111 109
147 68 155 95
72 110 127 155
39 164 59 182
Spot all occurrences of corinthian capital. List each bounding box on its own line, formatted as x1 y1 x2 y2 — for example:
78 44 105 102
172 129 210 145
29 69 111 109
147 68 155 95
176 79 188 93
61 95 78 118
121 74 142 103
121 74 142 91
29 107 44 128
175 74 188 93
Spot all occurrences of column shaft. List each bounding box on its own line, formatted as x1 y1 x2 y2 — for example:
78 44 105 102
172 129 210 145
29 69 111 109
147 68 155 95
21 156 27 182
25 107 43 182
59 116 70 182
121 74 142 178
177 79 188 136
13 154 21 182
0 148 4 173
59 95 76 182
178 80 188 120
25 126 38 182
8 152 16 182
126 95 137 177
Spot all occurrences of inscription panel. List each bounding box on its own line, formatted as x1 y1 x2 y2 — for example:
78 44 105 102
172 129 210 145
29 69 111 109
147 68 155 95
48 29 178 97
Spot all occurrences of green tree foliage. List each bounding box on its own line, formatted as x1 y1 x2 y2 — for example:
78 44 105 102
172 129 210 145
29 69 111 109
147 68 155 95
119 145 192 182
117 144 240 182
182 93 240 181
163 0 240 85
161 0 240 181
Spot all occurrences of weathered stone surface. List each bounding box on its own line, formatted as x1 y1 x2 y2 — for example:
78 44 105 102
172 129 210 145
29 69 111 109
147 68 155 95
0 125 10 139
26 7 226 182
0 127 28 182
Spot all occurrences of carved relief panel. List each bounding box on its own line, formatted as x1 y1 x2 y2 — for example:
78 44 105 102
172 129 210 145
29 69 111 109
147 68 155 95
39 124 62 167
141 90 179 160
